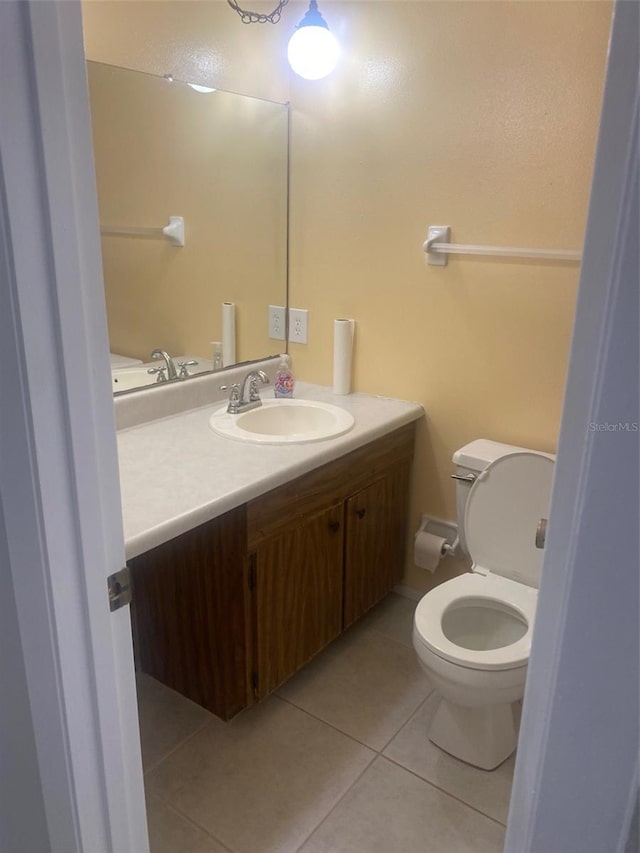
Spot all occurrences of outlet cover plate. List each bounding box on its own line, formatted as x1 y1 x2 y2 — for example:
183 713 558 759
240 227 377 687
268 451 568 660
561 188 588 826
268 305 286 340
288 308 308 344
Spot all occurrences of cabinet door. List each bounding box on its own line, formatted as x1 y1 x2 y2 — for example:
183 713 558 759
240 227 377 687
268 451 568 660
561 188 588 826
343 464 411 628
252 503 344 699
130 506 248 720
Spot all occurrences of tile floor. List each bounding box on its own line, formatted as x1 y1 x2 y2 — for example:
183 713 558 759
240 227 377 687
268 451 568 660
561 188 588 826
139 593 514 853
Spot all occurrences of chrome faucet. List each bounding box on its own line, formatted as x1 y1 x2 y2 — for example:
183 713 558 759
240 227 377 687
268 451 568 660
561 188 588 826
150 349 178 381
221 369 269 414
177 359 198 379
241 369 269 407
147 364 168 382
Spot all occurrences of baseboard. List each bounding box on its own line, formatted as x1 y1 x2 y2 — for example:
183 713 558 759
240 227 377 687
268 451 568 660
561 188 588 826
393 583 423 602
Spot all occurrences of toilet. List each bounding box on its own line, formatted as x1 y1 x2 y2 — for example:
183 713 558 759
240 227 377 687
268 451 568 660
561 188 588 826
412 439 555 770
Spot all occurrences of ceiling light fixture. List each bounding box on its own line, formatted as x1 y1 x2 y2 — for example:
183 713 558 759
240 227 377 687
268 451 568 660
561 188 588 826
287 1 339 80
227 0 290 25
227 0 339 80
188 84 217 93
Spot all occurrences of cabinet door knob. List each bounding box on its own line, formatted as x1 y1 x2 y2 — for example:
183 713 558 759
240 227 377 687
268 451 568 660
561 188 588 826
356 508 366 519
328 520 341 533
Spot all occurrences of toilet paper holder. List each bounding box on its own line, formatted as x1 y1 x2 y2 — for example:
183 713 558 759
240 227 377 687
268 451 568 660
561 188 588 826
418 515 459 557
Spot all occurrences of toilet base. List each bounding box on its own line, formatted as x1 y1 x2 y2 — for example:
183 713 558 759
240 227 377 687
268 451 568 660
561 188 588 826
428 696 517 770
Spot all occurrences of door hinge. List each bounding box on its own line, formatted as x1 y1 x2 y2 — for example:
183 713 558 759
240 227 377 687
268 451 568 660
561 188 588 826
248 553 257 590
108 566 132 612
251 669 259 698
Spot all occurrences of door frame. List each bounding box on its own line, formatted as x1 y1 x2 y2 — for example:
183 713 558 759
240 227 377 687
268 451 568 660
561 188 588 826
0 2 147 851
505 3 639 851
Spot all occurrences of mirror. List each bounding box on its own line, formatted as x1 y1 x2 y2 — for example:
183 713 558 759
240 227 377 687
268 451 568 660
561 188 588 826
86 61 289 394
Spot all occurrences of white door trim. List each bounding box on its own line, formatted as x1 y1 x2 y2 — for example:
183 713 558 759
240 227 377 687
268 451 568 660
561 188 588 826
0 2 147 850
505 2 639 851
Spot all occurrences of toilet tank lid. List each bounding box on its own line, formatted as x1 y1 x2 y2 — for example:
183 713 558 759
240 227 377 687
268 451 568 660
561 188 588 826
453 439 554 471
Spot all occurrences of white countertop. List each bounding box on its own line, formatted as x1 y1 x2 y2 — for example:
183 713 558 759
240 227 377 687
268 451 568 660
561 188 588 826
118 382 423 559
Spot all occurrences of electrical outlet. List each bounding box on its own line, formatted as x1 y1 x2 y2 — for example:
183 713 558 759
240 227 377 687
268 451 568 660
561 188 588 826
268 305 286 340
288 308 308 344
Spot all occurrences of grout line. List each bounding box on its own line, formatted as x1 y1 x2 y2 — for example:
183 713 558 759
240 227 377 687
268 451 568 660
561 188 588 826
383 687 435 740
292 751 378 853
275 694 380 754
377 689 511 829
279 658 509 835
142 715 216 778
364 624 416 651
276 681 435 765
381 754 509 829
275 615 431 758
355 599 418 651
376 688 435 755
149 793 237 853
393 584 424 602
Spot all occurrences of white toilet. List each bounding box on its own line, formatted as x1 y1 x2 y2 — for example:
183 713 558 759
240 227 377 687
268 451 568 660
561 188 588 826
412 439 555 770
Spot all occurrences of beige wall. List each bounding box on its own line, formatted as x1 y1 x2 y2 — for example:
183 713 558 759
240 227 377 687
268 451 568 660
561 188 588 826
83 1 611 592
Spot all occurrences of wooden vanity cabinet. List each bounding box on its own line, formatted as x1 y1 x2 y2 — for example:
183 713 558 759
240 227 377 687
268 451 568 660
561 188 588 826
129 505 249 721
246 423 415 700
129 422 415 718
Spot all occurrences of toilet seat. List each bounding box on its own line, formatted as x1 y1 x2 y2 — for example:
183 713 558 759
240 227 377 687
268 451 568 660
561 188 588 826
465 451 555 588
414 573 537 671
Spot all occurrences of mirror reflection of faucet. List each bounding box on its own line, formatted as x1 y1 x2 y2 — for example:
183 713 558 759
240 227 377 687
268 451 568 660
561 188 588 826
150 349 178 380
177 359 198 379
147 364 167 382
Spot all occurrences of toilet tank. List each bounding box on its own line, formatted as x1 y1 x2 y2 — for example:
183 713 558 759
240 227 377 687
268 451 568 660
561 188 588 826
452 439 552 556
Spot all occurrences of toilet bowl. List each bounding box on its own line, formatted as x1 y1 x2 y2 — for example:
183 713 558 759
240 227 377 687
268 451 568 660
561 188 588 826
412 440 554 770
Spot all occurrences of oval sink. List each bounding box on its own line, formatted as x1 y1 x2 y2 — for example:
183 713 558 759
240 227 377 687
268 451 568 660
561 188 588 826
209 399 355 444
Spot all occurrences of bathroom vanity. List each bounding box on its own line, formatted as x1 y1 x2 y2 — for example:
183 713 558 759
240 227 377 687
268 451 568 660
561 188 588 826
117 378 422 720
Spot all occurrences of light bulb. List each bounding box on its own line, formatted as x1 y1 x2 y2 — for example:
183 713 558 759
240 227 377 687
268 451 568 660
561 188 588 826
188 83 216 94
287 1 339 81
287 26 339 80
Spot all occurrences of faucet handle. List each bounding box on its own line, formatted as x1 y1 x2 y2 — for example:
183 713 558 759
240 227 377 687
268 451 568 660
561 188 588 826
246 370 270 402
177 359 198 379
220 383 241 413
248 374 269 401
147 365 167 382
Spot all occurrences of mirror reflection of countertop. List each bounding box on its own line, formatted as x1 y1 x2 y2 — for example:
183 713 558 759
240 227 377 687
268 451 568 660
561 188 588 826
117 382 424 559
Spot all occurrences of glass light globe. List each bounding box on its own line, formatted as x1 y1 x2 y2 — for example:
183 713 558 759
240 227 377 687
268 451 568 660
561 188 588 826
188 84 216 94
287 25 339 80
